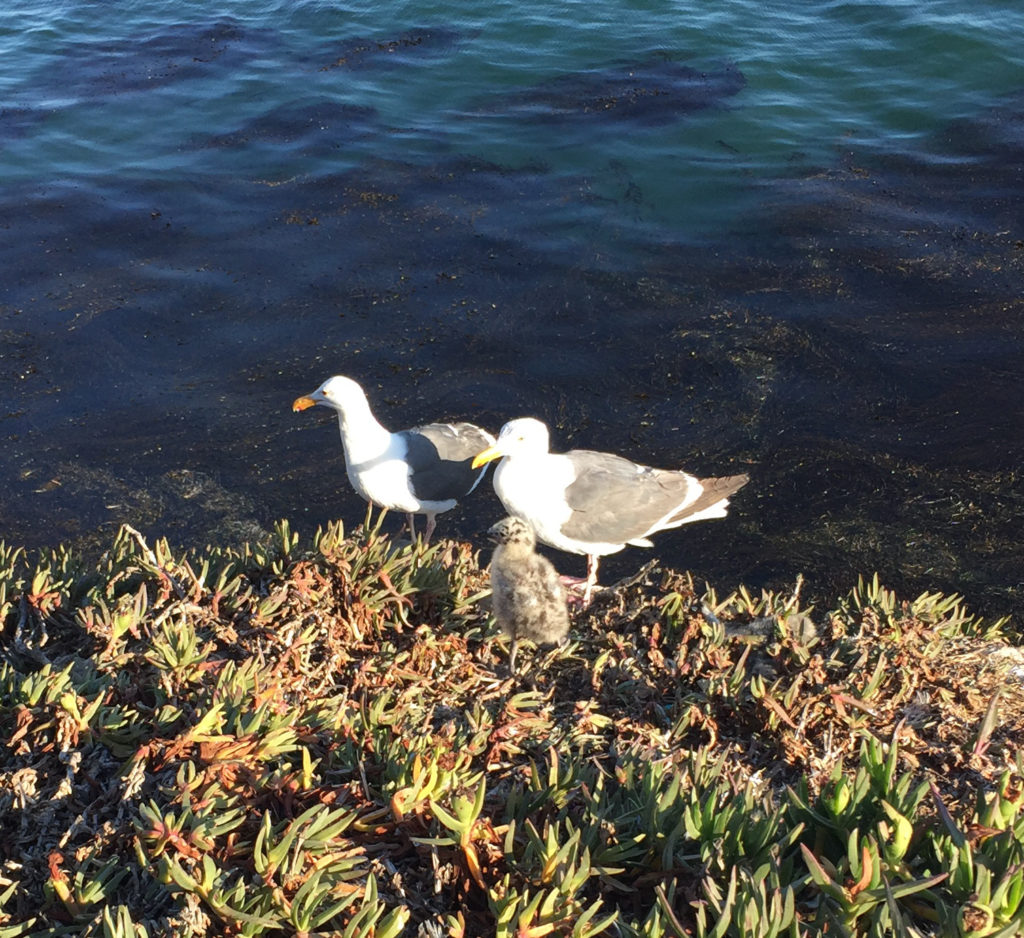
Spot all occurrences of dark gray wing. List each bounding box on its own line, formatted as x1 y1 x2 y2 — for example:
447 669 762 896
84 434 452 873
401 422 495 502
560 449 734 545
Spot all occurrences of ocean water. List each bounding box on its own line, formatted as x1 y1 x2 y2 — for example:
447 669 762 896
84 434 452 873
2 1 1023 616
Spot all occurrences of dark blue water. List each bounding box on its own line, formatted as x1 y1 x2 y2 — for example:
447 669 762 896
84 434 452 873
2 2 1023 618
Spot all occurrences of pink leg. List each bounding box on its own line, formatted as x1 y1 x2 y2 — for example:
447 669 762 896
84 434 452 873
560 557 601 606
405 513 417 540
581 555 600 606
423 514 437 544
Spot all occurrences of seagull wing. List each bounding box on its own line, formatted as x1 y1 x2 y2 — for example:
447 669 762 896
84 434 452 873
401 423 496 502
665 474 749 525
560 450 742 545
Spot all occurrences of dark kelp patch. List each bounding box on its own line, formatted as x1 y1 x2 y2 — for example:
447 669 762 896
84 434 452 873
485 55 746 127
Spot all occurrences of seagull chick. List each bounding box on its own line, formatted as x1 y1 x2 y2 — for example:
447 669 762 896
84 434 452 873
473 417 749 603
487 516 570 674
293 375 495 542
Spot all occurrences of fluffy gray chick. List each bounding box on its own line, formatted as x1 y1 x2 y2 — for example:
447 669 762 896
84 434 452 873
487 516 570 673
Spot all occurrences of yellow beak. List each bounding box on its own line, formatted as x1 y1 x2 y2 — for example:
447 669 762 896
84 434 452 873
292 395 317 412
471 444 505 470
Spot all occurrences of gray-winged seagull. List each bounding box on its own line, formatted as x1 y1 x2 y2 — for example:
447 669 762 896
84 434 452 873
472 417 748 602
293 375 495 542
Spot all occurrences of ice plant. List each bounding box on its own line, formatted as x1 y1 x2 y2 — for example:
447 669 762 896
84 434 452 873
0 523 1020 935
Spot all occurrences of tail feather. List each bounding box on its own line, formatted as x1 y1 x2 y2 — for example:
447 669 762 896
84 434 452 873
668 473 749 526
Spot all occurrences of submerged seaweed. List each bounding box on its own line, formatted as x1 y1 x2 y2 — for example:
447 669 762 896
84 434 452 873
0 513 1021 936
489 56 747 127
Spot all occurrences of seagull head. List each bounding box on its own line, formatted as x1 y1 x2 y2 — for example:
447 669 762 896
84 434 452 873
487 515 537 547
471 417 550 468
292 374 368 413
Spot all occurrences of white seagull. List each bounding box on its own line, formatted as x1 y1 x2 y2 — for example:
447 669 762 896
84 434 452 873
472 417 748 602
293 375 495 542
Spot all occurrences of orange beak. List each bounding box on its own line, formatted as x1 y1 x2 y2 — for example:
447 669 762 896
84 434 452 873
292 395 317 412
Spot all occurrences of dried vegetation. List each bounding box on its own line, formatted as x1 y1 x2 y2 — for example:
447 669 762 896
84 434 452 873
1 511 1022 937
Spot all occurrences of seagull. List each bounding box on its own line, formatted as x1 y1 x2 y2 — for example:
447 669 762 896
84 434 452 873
487 516 570 674
472 417 749 602
293 375 495 542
